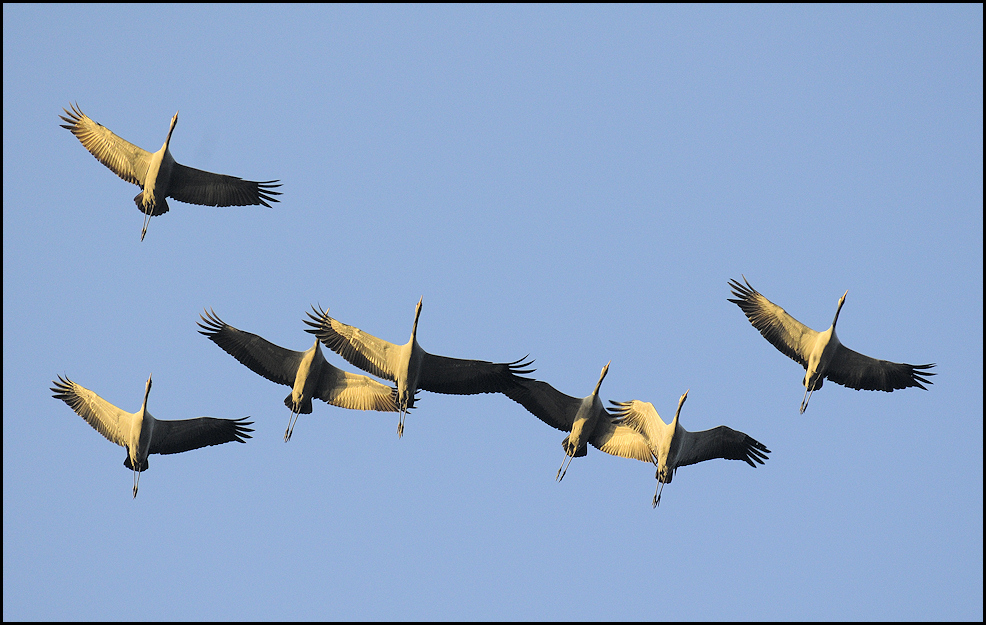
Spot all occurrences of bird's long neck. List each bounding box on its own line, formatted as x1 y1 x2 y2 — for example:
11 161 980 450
162 113 178 152
671 391 688 432
592 361 611 397
410 298 422 346
141 376 152 416
831 292 847 330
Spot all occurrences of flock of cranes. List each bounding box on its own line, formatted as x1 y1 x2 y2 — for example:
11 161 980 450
53 104 937 504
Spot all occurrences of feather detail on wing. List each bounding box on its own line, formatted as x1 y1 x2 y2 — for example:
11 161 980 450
825 345 936 391
417 353 535 395
304 305 397 381
589 419 656 463
168 163 281 207
197 308 304 388
503 377 579 432
728 276 817 367
60 103 150 188
316 366 401 412
676 426 770 469
51 375 130 448
149 416 253 455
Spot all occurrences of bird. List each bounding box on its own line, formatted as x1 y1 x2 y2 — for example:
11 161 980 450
59 103 281 241
304 297 535 438
609 390 770 507
51 374 253 497
197 308 402 442
728 275 935 413
502 361 644 481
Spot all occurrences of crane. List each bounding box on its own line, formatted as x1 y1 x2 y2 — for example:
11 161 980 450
59 103 281 240
503 361 615 481
51 374 253 497
197 308 402 442
304 298 534 438
728 276 935 413
609 390 770 507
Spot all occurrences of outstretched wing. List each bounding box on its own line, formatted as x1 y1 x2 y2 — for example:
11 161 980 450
608 399 668 445
197 308 305 388
51 375 131 449
677 426 770 469
167 163 281 207
316 365 402 412
728 276 818 367
304 305 399 382
502 377 580 432
826 345 935 392
149 416 254 456
59 103 150 188
589 418 656 463
418 353 535 395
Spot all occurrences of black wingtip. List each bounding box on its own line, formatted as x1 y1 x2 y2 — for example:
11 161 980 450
507 354 537 376
911 363 937 389
233 417 255 442
196 307 226 337
303 304 330 334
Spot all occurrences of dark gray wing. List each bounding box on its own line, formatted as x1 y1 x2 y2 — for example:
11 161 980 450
149 416 254 455
167 162 281 207
503 377 580 432
198 308 304 387
826 345 935 391
418 352 535 395
677 426 770 469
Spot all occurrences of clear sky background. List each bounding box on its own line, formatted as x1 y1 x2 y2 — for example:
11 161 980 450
3 4 982 621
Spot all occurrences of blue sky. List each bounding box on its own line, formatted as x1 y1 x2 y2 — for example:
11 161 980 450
3 4 982 621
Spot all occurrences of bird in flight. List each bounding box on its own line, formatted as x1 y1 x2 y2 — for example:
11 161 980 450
59 103 281 240
305 298 534 438
197 308 401 442
609 390 770 507
51 374 253 497
728 276 935 413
